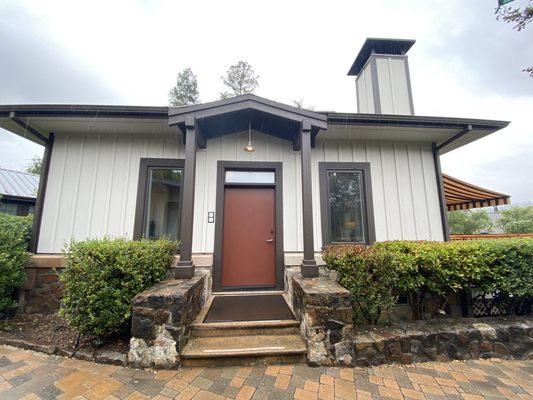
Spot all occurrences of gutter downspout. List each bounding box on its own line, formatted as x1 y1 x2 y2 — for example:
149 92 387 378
432 124 472 242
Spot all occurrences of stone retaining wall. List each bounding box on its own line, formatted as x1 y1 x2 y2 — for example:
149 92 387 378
19 255 65 314
128 271 206 369
286 267 355 366
352 317 533 367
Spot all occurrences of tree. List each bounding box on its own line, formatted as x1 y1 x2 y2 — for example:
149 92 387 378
495 0 533 76
25 156 42 176
168 68 200 106
292 98 315 111
498 206 533 233
220 61 259 99
448 210 493 234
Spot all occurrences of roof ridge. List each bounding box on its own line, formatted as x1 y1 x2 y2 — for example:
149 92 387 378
0 166 39 178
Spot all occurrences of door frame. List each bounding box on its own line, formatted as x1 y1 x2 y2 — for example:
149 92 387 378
213 161 284 292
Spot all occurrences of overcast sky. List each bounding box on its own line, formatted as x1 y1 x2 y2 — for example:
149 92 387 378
1 0 532 202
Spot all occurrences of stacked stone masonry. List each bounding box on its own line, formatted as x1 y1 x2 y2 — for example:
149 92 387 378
19 256 65 314
352 316 533 367
128 271 206 369
286 268 355 366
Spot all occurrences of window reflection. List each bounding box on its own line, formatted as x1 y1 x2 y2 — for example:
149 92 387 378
145 168 182 240
327 170 366 243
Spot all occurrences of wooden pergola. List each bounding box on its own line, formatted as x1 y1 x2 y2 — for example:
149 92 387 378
443 174 510 211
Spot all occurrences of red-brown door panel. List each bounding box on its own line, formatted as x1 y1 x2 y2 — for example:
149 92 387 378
221 187 276 287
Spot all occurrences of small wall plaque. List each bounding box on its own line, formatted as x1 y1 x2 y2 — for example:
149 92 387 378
208 211 215 223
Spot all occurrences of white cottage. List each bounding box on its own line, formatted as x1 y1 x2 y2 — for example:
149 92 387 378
1 38 508 292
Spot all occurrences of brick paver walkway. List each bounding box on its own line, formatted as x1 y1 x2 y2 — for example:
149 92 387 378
0 345 532 400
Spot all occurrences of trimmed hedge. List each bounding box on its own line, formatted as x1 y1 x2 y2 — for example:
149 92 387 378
324 238 533 324
0 213 32 316
60 237 178 337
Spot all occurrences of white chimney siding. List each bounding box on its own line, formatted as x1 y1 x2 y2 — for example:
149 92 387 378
350 38 416 116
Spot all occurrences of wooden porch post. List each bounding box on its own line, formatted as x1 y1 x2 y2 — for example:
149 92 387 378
300 120 318 277
174 116 197 279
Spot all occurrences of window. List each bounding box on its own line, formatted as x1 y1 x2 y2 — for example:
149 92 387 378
319 162 375 246
225 170 275 184
133 159 184 240
0 202 18 215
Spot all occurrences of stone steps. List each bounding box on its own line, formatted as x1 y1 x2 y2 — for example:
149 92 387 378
180 296 307 366
190 319 300 337
180 333 307 367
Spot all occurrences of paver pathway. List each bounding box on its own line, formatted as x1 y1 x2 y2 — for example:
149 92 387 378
0 345 532 400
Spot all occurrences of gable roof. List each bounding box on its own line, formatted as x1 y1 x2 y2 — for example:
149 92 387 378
169 94 327 128
443 174 510 211
0 168 39 200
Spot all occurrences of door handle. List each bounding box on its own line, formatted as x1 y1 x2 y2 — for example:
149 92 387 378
265 238 274 243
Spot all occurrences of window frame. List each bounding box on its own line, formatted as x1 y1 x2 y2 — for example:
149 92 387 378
319 162 376 246
133 158 185 240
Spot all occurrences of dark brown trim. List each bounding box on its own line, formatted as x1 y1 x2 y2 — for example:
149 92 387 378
30 133 54 253
176 118 197 275
9 112 49 144
299 121 318 277
132 158 185 240
318 161 376 247
435 125 472 152
213 161 284 292
432 143 450 241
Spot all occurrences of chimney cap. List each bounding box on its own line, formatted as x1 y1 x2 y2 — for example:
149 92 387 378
348 38 415 76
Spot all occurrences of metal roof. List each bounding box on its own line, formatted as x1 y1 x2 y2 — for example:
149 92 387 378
444 174 510 211
0 103 509 153
347 38 416 76
0 168 39 200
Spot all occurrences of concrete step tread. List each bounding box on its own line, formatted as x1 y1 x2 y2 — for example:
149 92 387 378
181 334 307 359
191 319 299 331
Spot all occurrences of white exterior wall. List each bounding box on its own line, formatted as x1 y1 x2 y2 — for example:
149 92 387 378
375 56 413 115
38 131 443 254
38 133 184 253
355 65 375 113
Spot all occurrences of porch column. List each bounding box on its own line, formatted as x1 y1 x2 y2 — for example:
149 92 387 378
300 120 318 277
174 116 197 279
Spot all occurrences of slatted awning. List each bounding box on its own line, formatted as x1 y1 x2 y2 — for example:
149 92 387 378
444 174 510 211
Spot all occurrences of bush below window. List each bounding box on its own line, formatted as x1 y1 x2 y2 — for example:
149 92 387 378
60 237 178 337
324 238 533 324
0 213 32 316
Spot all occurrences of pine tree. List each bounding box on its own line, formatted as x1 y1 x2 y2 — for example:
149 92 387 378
220 61 259 99
169 68 200 106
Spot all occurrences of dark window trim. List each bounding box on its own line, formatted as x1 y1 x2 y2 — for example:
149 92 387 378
213 161 284 292
133 158 185 240
319 162 376 247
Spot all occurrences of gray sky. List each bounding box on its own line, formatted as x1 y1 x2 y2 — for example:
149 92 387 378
1 0 532 202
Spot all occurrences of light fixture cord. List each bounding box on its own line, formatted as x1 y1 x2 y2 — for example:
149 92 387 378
248 119 252 145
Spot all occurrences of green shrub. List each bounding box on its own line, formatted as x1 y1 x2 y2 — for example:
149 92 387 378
324 238 533 324
60 237 178 337
323 245 399 324
0 213 32 315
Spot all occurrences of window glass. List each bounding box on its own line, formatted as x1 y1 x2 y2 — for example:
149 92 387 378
144 168 182 240
0 202 18 215
225 170 275 184
327 170 366 243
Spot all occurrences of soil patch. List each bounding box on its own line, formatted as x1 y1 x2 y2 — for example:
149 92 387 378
0 313 129 362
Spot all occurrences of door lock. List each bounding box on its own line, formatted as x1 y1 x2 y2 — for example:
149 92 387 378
265 238 274 243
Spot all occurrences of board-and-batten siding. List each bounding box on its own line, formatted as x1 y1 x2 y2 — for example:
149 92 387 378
312 139 443 246
38 131 443 254
37 133 185 253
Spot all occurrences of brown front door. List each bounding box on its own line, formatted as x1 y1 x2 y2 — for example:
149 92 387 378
221 187 276 288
